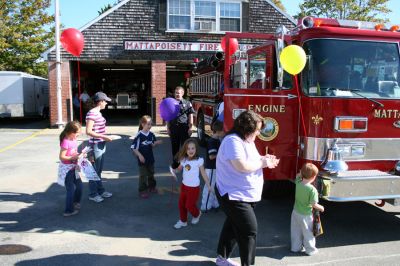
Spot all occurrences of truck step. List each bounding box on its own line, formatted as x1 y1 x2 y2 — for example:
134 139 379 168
319 170 400 202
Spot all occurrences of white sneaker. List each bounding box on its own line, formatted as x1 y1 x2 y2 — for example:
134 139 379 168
174 220 187 229
63 210 79 217
101 191 113 198
191 211 202 224
306 249 318 256
89 195 104 203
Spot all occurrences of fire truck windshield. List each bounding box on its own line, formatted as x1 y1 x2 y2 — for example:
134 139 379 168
302 39 400 99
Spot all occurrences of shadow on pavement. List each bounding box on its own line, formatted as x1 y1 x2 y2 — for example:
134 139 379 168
0 117 49 129
15 253 215 266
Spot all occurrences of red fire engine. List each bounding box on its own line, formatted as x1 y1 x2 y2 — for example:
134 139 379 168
189 17 400 204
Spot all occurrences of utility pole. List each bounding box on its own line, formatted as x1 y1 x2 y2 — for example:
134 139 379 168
55 0 64 128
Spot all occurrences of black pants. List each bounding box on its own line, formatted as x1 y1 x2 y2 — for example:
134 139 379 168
216 187 258 266
170 124 189 168
138 164 156 192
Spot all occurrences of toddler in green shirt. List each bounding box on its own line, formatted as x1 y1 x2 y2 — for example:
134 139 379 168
291 163 324 256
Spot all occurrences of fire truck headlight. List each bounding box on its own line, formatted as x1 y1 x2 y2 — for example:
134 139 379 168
351 145 365 157
337 145 351 158
395 161 400 173
337 143 365 159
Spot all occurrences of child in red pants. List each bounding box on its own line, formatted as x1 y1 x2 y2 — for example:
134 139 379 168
171 138 212 229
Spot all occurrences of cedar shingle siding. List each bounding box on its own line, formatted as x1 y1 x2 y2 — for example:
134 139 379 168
47 0 294 61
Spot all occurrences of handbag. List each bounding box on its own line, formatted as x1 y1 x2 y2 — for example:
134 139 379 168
313 210 324 237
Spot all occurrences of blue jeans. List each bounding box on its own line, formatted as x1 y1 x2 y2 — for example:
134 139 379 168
65 169 82 213
89 142 106 197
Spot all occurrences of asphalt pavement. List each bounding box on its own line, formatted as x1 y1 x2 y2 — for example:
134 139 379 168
1 118 400 266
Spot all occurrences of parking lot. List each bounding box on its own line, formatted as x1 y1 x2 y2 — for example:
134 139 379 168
1 119 400 266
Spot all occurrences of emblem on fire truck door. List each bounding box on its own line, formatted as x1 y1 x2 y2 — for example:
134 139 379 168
312 114 323 125
258 117 279 141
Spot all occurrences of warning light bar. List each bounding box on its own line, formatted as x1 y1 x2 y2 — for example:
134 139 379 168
300 16 400 32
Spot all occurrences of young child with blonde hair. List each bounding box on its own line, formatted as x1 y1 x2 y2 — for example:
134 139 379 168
171 138 212 229
57 121 83 217
291 163 324 255
131 115 162 198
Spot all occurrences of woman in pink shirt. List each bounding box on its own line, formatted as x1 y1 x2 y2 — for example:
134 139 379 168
215 110 279 266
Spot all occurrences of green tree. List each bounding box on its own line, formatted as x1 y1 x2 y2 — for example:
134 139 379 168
98 4 113 15
271 0 286 12
297 0 390 22
0 0 54 77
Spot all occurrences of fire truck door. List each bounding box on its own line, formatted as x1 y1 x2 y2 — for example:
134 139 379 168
224 70 300 180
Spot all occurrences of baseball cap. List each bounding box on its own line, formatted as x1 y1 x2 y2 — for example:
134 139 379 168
93 92 111 102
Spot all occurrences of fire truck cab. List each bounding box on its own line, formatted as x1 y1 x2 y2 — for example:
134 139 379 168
189 17 400 204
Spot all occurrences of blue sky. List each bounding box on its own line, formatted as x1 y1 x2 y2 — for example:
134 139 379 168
48 0 400 29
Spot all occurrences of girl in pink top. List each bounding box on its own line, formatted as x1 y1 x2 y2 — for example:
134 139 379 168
58 121 83 217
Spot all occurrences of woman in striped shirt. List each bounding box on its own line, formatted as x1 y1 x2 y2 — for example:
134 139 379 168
85 92 113 203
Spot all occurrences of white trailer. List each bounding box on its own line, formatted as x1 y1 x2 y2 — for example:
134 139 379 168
0 71 49 118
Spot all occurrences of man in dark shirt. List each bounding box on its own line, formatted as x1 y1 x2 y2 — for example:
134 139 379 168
167 86 195 169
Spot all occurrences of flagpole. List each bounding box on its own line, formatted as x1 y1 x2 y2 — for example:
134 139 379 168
55 0 64 128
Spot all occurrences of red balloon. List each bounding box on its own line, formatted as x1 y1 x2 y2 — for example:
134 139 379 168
220 37 239 56
60 28 84 57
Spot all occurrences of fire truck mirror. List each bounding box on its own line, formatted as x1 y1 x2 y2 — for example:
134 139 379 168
275 39 284 87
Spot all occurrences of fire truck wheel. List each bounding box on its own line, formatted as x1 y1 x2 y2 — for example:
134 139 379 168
196 112 206 146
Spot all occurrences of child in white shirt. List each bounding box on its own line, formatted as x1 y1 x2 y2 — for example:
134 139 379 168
171 138 212 229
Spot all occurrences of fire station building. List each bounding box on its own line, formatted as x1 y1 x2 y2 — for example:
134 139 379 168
45 0 295 126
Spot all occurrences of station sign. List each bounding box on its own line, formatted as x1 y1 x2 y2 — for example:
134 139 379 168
124 41 253 52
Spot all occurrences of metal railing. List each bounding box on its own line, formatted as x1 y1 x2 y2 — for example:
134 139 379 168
189 71 222 97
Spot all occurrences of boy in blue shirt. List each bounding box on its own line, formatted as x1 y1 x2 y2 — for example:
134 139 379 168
291 163 325 255
131 115 162 198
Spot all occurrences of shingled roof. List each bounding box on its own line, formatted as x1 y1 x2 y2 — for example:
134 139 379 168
44 0 296 62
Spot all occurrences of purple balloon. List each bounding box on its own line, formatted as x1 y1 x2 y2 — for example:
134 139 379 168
159 98 180 121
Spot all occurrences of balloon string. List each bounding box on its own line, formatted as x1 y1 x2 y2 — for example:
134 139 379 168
294 75 307 137
78 60 82 124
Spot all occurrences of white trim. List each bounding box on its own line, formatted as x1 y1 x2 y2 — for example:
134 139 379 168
41 0 131 60
0 71 48 80
263 0 296 25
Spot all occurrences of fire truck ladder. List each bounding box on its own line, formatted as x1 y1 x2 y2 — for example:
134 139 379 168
190 71 222 97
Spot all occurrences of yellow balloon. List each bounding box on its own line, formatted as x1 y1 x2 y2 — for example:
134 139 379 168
279 45 306 75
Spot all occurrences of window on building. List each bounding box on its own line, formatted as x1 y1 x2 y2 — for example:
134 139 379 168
194 1 216 31
167 0 243 32
169 0 191 29
220 2 240 31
